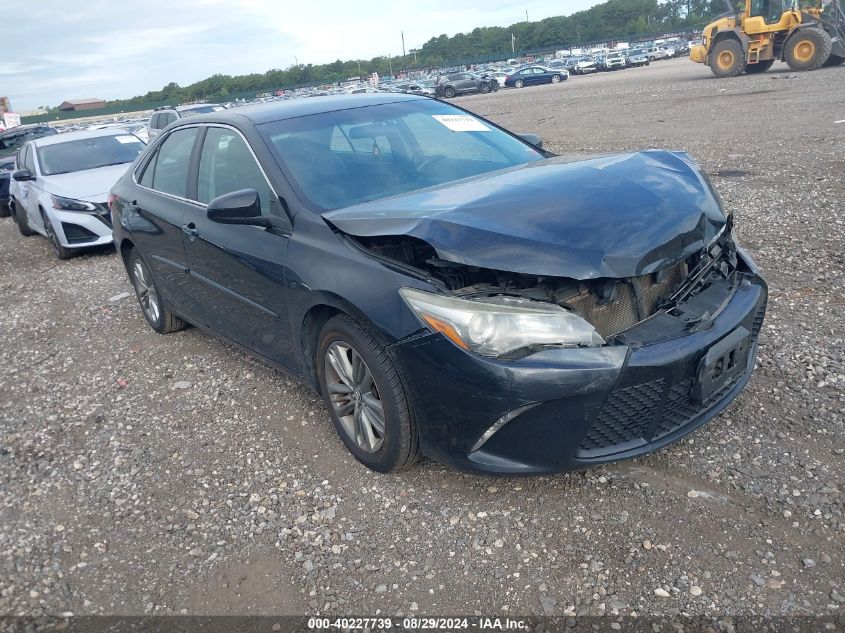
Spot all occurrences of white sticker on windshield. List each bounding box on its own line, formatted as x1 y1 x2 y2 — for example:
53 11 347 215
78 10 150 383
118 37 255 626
432 114 490 132
212 106 226 111
115 135 138 144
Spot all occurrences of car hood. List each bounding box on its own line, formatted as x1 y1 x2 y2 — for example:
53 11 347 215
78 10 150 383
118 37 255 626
40 163 132 201
323 150 727 280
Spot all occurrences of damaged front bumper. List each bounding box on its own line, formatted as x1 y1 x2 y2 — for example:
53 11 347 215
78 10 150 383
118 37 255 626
389 248 767 474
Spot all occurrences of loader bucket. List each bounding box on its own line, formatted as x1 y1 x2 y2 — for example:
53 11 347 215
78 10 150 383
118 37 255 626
822 0 845 57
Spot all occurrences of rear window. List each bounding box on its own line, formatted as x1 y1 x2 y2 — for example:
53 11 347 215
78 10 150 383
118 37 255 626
37 134 145 176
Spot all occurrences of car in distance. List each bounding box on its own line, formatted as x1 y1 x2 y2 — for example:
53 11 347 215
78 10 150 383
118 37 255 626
0 124 58 216
564 56 598 74
646 46 670 61
9 128 145 259
624 49 651 67
110 94 767 474
147 104 227 141
603 52 627 70
504 66 568 87
435 73 497 98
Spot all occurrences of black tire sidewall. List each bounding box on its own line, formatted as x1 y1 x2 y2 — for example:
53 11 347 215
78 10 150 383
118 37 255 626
128 249 166 332
13 200 36 236
317 316 414 473
785 28 832 71
444 87 455 98
709 39 745 77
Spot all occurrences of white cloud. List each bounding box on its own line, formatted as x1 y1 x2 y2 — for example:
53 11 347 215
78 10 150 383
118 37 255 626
5 0 598 110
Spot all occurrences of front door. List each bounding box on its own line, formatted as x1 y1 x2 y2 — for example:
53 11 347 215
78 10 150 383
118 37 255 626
183 125 296 369
130 126 206 322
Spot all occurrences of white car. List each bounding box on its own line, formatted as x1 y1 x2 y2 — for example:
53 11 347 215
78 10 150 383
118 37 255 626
9 128 145 259
646 46 670 61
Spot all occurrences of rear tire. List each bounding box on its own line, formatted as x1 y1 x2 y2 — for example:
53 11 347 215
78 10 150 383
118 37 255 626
709 39 746 77
823 53 844 66
745 59 774 73
551 74 562 83
13 200 36 236
128 248 187 334
514 79 525 88
785 28 832 71
317 315 419 473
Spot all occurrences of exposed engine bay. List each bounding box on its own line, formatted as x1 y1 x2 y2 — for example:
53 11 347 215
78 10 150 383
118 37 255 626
347 221 739 341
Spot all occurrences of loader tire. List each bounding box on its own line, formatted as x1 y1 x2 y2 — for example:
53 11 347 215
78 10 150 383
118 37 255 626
785 28 832 71
823 53 844 66
745 59 774 73
709 39 745 77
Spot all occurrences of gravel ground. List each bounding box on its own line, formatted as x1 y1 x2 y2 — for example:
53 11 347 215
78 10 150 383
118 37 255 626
0 58 843 619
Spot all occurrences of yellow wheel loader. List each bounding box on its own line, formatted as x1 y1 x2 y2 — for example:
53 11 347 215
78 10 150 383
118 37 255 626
690 0 845 76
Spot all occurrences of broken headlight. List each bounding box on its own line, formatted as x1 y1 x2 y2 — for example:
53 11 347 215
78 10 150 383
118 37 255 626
400 288 604 357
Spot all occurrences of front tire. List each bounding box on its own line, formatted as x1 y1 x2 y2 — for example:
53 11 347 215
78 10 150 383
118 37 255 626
443 87 456 98
709 39 745 77
745 59 774 73
317 315 419 473
514 79 525 88
480 83 490 93
785 28 832 71
40 209 74 260
12 200 36 236
128 248 186 334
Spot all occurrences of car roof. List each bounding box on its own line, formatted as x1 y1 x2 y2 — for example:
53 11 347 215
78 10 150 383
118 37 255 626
171 93 426 126
33 127 134 147
0 124 54 138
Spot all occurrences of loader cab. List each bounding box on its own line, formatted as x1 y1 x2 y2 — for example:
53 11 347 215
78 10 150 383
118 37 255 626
745 0 799 32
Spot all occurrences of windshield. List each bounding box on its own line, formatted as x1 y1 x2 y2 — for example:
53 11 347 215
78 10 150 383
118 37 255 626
37 134 145 176
260 99 543 211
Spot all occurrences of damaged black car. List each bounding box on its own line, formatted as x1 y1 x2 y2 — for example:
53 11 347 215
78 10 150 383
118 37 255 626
109 93 767 474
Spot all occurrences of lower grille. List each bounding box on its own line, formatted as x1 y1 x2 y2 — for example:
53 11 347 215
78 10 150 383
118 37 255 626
579 379 665 451
577 297 764 458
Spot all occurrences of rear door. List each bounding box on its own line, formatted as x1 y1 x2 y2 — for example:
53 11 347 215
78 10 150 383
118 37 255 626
18 143 39 225
130 126 207 321
182 125 296 369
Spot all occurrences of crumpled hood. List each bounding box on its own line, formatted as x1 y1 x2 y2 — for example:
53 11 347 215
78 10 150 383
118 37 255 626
323 150 726 279
41 163 132 201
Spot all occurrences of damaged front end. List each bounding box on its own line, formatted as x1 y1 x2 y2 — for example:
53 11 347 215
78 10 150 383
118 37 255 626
344 216 744 354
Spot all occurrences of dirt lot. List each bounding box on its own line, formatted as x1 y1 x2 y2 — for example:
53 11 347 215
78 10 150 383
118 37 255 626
1 58 843 620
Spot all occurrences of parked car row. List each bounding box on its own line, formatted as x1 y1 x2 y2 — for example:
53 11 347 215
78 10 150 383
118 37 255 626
2 92 766 477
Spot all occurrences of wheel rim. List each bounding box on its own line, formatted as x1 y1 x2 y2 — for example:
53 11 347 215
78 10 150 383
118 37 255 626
132 259 161 324
516 80 523 87
552 75 561 83
794 39 815 62
324 341 385 453
42 213 63 254
717 50 735 70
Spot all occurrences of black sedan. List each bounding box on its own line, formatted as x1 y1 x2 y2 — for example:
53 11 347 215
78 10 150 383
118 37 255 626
110 94 766 474
503 66 567 88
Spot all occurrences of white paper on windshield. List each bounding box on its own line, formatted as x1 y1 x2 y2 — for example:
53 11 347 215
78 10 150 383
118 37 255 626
432 114 490 132
115 135 138 144
212 106 226 111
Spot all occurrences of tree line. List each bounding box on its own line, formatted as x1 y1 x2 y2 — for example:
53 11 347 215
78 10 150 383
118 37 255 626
50 0 729 112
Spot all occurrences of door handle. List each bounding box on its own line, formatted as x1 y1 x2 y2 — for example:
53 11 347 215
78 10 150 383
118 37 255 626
181 223 199 239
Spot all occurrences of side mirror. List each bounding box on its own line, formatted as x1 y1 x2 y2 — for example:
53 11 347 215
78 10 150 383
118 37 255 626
519 133 543 149
207 189 272 227
12 169 34 182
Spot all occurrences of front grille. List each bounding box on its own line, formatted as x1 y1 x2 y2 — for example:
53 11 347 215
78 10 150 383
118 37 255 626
577 295 765 458
564 261 686 339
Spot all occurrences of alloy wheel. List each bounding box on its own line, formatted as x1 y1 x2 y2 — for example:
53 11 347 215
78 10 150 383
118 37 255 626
132 259 161 324
324 341 385 453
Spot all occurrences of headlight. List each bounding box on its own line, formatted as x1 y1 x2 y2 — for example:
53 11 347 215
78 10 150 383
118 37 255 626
51 195 96 211
400 288 604 357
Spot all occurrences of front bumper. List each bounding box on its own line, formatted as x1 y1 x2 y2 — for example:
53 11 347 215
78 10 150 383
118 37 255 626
49 205 114 249
390 254 767 474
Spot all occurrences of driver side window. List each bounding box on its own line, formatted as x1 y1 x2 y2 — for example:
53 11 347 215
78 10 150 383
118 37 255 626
197 127 276 216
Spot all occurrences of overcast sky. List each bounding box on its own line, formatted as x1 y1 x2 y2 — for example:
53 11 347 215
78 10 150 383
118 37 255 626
4 0 601 112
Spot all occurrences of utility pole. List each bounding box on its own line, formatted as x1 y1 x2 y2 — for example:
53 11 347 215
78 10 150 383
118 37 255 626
357 60 361 74
401 31 406 58
388 54 393 76
525 9 529 21
511 33 516 53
